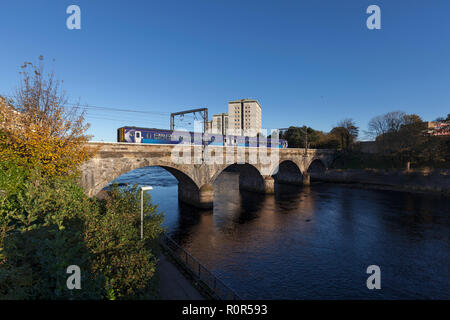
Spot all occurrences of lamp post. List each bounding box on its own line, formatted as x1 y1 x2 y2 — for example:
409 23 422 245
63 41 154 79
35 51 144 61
300 127 308 156
140 186 153 240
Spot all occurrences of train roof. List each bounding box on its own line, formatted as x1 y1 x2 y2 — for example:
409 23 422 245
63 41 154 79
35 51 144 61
118 126 172 132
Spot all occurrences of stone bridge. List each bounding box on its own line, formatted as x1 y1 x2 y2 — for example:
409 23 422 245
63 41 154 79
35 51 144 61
80 142 336 209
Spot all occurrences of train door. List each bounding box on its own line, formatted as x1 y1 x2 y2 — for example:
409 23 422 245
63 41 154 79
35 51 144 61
135 131 142 143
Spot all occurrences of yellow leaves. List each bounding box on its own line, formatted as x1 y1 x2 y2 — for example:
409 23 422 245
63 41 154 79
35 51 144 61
0 59 95 177
0 95 92 177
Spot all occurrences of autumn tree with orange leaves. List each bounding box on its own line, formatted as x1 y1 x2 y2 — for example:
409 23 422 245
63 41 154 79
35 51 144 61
0 56 93 176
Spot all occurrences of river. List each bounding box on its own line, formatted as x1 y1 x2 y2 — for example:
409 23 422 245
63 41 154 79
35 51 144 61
110 166 450 299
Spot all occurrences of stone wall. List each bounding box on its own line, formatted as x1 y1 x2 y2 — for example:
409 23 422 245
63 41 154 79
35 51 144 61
310 169 450 195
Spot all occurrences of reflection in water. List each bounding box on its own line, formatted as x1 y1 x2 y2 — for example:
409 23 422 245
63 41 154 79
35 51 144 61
111 166 450 299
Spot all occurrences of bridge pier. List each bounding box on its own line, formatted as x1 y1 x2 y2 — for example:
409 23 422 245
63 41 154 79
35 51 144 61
198 184 214 209
263 176 275 194
303 173 311 185
178 183 213 210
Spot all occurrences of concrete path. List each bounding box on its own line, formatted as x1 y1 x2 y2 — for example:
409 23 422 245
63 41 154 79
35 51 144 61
158 253 205 300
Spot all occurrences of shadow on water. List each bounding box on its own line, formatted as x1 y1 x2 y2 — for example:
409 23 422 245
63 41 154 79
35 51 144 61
169 202 208 245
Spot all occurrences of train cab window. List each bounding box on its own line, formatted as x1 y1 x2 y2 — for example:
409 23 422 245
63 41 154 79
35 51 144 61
136 132 140 139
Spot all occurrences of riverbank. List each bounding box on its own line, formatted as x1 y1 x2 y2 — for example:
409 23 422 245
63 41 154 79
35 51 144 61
310 168 450 196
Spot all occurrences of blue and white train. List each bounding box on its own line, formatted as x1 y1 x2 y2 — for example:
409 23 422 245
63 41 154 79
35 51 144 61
117 126 288 148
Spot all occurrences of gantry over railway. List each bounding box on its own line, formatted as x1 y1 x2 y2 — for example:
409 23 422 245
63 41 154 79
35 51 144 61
80 142 335 209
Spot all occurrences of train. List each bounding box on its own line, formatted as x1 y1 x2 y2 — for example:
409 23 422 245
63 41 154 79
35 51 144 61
117 126 288 148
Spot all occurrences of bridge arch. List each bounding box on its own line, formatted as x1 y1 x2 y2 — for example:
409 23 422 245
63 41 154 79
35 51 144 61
82 161 214 209
272 160 304 186
81 155 198 191
212 163 266 194
307 158 327 173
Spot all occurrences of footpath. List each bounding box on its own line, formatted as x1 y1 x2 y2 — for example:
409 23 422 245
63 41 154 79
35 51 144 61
158 253 205 300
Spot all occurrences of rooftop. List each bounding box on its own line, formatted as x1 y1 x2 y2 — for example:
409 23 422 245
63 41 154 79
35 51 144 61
228 99 261 107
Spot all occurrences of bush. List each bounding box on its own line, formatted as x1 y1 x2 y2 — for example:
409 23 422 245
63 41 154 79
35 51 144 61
0 161 164 299
0 163 103 299
84 185 164 299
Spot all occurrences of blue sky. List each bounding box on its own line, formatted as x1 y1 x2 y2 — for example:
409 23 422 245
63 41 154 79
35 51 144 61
1 0 449 141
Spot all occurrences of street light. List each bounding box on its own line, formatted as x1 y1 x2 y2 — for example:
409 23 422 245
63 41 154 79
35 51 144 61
299 127 308 156
140 186 153 240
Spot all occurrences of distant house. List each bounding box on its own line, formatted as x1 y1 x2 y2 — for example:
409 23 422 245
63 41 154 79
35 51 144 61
426 121 450 136
0 96 22 132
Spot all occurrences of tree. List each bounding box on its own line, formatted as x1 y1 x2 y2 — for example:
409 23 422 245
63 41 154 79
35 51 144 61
282 126 308 148
0 56 93 176
335 118 359 150
329 127 347 150
338 119 359 139
365 111 407 139
281 126 328 149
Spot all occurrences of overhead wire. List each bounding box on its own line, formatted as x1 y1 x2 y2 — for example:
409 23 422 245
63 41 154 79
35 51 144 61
1 93 203 131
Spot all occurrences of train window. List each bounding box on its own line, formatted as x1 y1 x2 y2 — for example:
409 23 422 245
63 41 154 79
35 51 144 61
136 132 140 138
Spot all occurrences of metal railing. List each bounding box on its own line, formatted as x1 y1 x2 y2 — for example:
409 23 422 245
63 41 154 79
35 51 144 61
159 233 241 300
